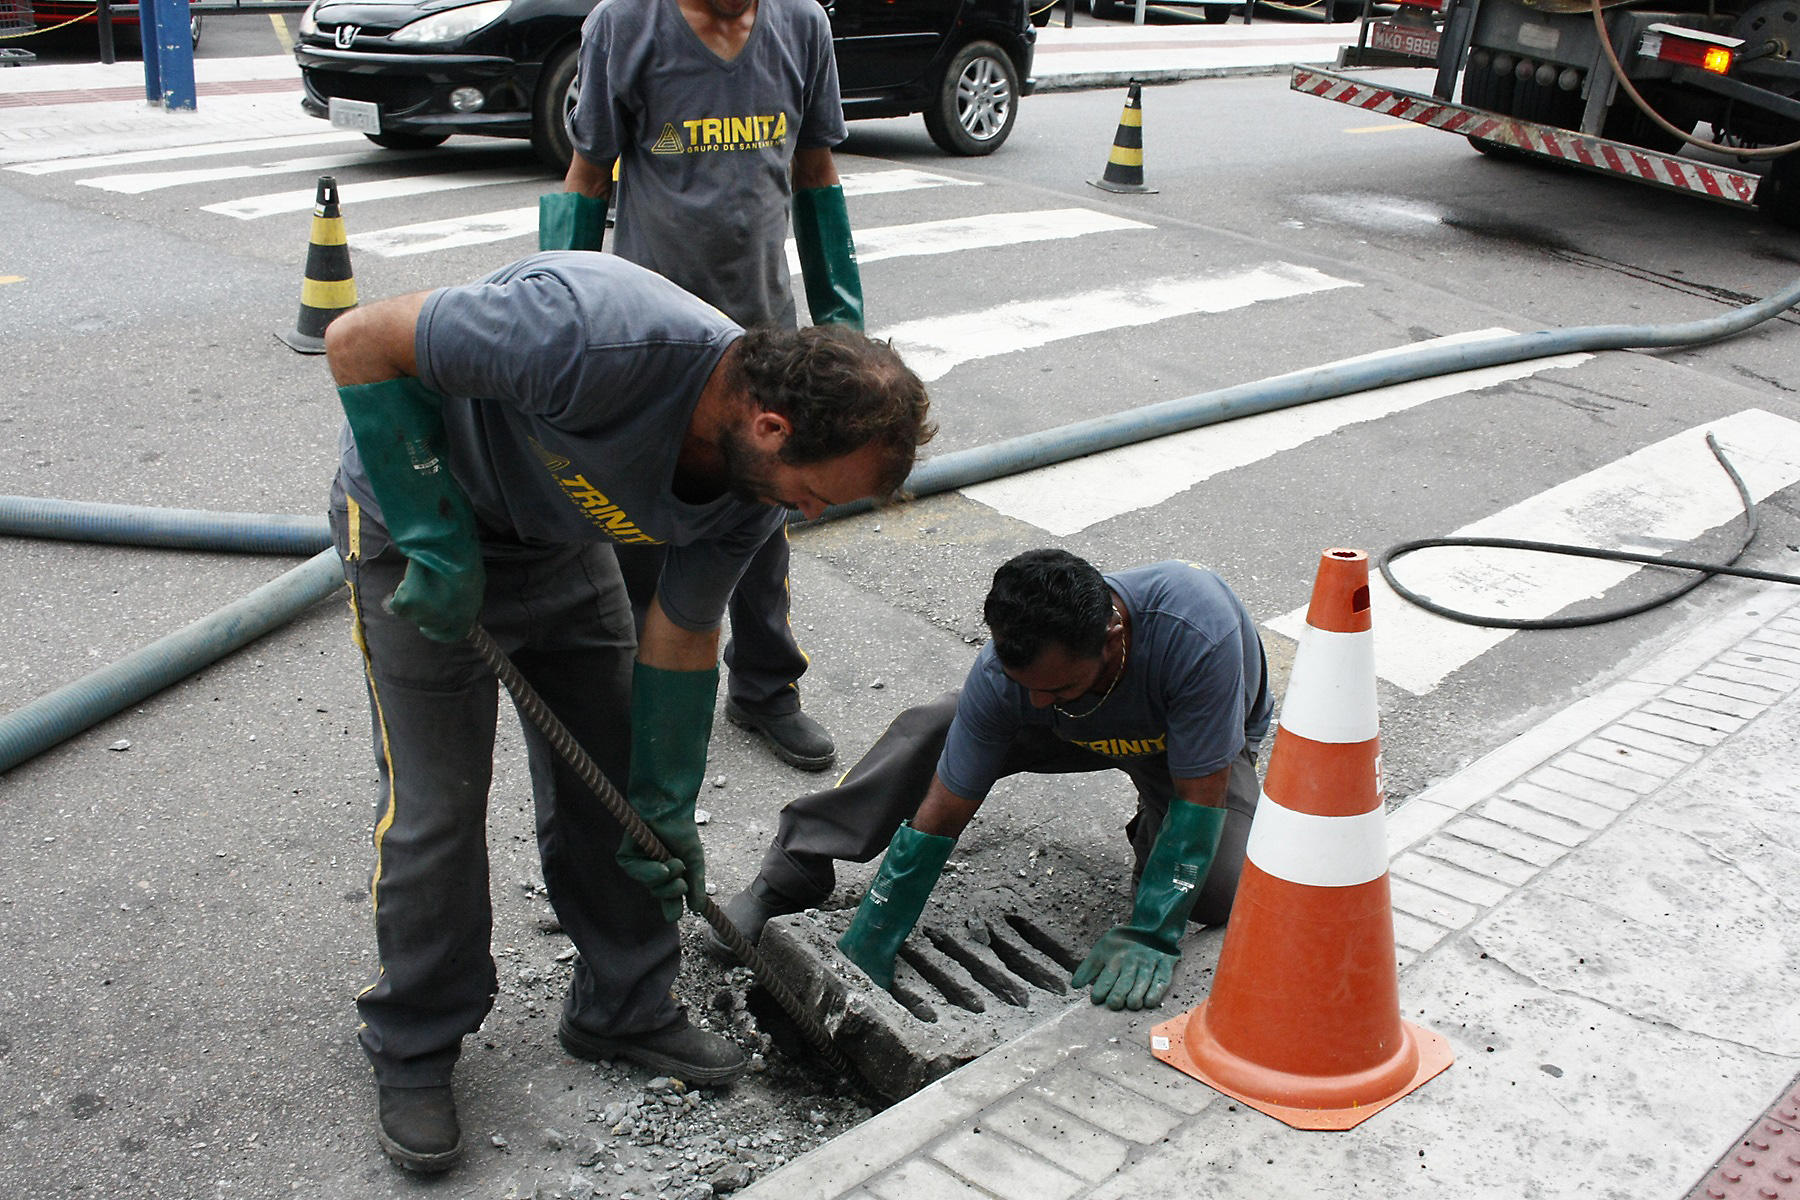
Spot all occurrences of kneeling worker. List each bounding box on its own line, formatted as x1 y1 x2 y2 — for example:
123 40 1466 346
712 548 1273 1011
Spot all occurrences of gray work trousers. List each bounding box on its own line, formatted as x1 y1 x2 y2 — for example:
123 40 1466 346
755 692 1260 927
332 501 680 1088
615 524 807 716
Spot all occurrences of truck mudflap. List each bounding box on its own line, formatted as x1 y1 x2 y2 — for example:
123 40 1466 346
1291 66 1763 209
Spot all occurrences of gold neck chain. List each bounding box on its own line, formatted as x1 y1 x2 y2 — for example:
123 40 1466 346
1054 604 1129 720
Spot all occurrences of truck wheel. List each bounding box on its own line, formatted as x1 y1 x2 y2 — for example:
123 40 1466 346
1756 151 1800 230
1600 98 1691 155
531 42 580 173
1091 0 1121 17
923 41 1019 156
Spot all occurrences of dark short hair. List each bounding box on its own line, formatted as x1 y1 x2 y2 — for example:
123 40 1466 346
736 325 935 500
983 549 1111 670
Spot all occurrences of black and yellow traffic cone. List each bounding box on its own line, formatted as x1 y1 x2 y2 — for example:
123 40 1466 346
1088 81 1158 195
277 175 357 354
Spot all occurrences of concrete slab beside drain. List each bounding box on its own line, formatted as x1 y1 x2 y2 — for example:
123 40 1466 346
754 894 1089 1103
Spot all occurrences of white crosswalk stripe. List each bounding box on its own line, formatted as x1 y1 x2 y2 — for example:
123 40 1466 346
7 132 365 176
203 168 545 219
1268 407 1800 695
963 330 1591 535
345 168 988 256
876 261 1358 383
81 143 515 195
785 208 1150 273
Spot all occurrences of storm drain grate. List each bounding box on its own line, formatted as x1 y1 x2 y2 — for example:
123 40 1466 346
754 899 1090 1103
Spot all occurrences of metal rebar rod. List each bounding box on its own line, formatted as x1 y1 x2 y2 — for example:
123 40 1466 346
464 624 855 1079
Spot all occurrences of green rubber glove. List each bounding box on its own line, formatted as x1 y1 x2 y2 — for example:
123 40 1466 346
337 377 485 643
1072 801 1226 1011
836 822 955 988
791 183 864 330
539 191 609 252
616 663 718 924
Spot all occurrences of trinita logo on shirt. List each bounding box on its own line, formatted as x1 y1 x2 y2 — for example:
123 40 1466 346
657 112 789 155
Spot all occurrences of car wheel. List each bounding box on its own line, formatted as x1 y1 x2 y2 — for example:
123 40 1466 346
1203 4 1232 22
923 41 1019 157
364 131 450 150
532 42 580 173
189 13 202 46
1091 0 1121 16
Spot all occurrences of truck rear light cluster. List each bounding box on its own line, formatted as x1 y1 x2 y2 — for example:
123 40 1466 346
1639 23 1741 74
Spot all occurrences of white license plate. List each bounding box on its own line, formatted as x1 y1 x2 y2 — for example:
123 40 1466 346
1370 20 1441 59
329 97 381 134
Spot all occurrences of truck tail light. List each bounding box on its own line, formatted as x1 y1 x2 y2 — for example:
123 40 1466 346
1638 24 1742 75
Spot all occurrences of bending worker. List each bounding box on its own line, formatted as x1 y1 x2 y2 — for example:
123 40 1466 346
713 549 1272 1012
325 251 930 1174
541 0 863 771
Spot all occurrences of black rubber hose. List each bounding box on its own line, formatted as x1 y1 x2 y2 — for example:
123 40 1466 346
1379 434 1800 629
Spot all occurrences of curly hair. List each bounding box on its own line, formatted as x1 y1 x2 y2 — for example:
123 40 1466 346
735 325 936 500
983 549 1112 670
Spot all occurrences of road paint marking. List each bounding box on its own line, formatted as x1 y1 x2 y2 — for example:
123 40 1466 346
786 207 1149 272
7 132 364 175
82 143 513 194
352 206 539 256
0 275 23 284
1345 123 1429 134
1267 408 1800 696
354 203 1143 261
269 11 294 53
964 329 1587 534
876 261 1356 383
839 168 980 197
203 169 544 219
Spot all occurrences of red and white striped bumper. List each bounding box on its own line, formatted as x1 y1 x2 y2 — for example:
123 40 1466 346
1291 66 1763 209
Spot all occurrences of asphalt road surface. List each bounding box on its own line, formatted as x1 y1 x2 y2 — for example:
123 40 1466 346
5 47 1800 1198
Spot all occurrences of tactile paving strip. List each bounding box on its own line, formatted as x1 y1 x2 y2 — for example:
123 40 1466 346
1686 1080 1800 1200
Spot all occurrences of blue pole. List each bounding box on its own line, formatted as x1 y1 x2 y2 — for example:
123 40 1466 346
143 0 196 111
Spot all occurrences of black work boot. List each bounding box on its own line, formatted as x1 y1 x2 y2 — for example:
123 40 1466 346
725 700 836 771
703 878 812 965
558 1010 746 1086
376 1083 463 1173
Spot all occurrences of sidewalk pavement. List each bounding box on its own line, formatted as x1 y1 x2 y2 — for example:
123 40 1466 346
0 20 1357 163
740 582 1800 1200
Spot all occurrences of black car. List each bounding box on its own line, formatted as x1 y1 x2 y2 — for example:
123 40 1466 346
293 0 1039 165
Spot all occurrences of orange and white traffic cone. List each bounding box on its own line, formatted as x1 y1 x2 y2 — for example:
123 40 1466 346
1150 548 1453 1130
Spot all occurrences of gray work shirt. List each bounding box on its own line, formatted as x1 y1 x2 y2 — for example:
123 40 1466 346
335 252 783 632
569 0 847 328
938 562 1274 801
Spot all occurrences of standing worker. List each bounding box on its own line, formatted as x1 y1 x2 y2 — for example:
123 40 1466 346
539 0 864 771
712 549 1272 1012
325 251 930 1173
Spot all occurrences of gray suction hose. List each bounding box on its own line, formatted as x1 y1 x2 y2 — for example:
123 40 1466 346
817 275 1800 522
3 275 1798 771
0 495 330 555
0 549 344 773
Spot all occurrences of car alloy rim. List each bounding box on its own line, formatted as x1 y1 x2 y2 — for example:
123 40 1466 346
956 57 1011 141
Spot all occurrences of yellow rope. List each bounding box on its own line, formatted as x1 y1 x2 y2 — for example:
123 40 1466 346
0 7 101 37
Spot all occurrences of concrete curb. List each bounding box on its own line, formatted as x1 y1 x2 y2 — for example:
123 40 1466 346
741 582 1800 1200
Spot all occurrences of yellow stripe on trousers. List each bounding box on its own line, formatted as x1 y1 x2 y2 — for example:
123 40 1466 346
345 496 401 1001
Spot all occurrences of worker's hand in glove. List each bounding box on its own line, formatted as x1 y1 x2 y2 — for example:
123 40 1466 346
836 822 955 988
1073 799 1228 1010
1072 928 1179 1011
616 664 718 924
337 377 485 643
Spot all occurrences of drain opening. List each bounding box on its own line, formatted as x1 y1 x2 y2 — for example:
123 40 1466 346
886 971 940 1023
924 927 1030 1007
1003 912 1085 972
982 920 1069 995
896 942 986 1013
